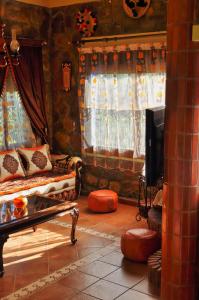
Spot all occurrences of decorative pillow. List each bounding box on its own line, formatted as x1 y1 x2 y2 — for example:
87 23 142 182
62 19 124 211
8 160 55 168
17 144 52 176
0 150 25 182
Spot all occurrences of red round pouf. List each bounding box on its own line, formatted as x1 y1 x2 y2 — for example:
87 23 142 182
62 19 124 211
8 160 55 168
88 190 118 213
121 228 161 262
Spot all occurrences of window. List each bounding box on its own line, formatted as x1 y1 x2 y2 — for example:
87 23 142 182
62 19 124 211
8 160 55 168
83 72 165 158
0 69 36 150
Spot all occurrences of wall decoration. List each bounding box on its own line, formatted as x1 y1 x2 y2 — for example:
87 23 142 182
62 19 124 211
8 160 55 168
123 0 151 19
75 8 97 37
62 61 72 92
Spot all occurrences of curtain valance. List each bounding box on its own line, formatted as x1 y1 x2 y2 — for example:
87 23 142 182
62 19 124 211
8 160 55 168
78 43 166 75
79 41 166 53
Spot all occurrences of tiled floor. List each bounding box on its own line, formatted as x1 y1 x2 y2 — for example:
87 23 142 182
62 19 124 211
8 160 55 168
0 197 160 300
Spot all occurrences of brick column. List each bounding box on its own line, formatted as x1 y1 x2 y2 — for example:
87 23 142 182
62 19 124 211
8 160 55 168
161 0 199 299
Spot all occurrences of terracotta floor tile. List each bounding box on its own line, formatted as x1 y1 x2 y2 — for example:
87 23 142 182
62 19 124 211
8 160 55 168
104 267 144 288
59 270 99 291
71 293 99 299
77 246 104 259
78 235 113 248
0 274 15 298
83 279 128 300
79 260 118 278
98 251 125 267
133 278 160 298
27 282 78 300
91 223 121 236
16 257 49 276
122 260 148 277
116 289 159 300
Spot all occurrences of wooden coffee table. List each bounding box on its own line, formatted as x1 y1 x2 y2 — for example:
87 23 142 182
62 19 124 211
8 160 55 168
0 195 79 277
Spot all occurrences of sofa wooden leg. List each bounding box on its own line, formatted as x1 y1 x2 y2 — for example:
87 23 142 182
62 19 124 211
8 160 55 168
33 226 37 232
0 234 8 277
70 208 79 244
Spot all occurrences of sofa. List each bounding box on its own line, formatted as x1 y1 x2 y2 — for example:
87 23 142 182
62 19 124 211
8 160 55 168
0 145 82 203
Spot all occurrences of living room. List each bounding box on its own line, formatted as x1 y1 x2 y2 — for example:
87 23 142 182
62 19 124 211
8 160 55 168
0 0 198 300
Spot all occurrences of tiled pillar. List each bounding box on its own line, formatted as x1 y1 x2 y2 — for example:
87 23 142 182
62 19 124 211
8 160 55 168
161 0 199 299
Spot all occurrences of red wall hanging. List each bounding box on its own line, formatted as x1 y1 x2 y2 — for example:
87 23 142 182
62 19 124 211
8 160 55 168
62 61 72 92
75 8 97 37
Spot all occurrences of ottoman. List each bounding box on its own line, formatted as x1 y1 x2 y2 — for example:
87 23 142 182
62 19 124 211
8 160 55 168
88 190 118 213
121 228 161 262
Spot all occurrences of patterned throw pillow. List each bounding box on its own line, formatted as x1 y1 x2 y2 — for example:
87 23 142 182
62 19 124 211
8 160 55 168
17 144 52 176
0 150 26 182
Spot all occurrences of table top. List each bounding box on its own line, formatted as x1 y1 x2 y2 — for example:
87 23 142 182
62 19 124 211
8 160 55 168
0 195 77 233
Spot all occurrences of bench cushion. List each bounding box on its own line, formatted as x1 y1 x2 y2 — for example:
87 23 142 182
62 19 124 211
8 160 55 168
0 171 76 202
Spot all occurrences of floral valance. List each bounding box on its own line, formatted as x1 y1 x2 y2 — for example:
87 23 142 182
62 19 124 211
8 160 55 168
78 42 166 75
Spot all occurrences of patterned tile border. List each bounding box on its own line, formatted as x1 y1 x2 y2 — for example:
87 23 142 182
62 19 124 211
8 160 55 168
49 219 120 242
2 222 120 300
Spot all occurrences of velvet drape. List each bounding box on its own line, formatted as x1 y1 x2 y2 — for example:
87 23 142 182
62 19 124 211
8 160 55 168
0 67 7 96
13 46 48 143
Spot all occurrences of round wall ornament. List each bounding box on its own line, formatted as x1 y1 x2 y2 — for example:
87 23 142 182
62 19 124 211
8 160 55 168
75 8 97 37
123 0 151 19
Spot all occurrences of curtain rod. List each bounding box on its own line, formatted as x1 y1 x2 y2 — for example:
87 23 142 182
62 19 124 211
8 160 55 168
5 37 47 47
80 31 167 43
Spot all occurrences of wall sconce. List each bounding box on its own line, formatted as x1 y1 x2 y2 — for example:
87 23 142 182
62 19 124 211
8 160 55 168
0 24 20 67
10 28 20 56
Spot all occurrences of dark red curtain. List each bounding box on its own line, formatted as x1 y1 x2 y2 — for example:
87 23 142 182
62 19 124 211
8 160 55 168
0 67 7 96
13 46 48 143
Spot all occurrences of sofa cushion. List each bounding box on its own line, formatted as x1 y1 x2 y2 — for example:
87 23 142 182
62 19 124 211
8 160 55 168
0 149 25 182
0 170 76 201
18 144 52 176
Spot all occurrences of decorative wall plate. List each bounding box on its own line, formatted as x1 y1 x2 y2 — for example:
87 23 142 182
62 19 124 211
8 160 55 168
75 8 97 37
123 0 151 19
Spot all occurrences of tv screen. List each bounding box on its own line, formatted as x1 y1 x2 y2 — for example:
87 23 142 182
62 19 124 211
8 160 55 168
145 107 165 186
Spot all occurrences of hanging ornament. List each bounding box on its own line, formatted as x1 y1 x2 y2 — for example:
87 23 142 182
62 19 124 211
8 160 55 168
62 61 72 92
75 8 97 37
123 0 151 19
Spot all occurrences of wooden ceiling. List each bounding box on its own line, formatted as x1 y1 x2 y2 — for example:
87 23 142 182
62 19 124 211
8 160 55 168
17 0 101 8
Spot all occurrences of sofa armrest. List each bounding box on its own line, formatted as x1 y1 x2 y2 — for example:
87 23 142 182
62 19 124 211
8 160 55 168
50 154 82 172
50 154 83 198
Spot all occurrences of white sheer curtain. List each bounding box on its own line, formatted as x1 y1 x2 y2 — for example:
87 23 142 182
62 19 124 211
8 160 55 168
78 43 166 170
84 72 165 158
0 69 36 150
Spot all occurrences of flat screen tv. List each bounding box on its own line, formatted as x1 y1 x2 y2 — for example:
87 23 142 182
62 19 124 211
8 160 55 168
145 107 165 186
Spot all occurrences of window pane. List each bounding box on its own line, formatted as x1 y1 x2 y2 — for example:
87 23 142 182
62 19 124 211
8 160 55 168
0 69 36 150
84 73 165 157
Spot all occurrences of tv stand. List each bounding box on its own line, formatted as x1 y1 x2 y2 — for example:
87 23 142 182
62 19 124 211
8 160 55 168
136 175 163 221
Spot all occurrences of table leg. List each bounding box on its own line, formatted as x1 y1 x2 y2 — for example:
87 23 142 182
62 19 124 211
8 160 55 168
0 234 8 277
70 208 79 244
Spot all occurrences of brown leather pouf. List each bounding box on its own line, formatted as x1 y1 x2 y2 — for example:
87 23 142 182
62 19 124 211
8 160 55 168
121 228 161 262
88 190 118 213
